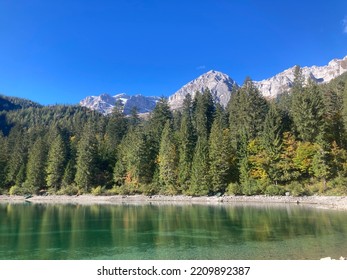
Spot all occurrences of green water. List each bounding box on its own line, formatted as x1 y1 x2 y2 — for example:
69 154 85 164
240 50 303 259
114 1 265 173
1 202 347 260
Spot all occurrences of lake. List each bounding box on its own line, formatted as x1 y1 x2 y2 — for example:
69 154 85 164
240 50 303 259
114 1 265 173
0 202 347 260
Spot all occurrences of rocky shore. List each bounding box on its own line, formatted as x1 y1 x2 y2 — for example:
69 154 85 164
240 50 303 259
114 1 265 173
1 194 347 210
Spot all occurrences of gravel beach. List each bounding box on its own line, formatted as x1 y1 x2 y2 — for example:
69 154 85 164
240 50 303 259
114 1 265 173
1 194 347 210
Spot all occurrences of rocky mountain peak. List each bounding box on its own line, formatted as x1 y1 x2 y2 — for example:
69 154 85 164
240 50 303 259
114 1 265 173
168 70 238 110
254 55 347 98
80 93 159 115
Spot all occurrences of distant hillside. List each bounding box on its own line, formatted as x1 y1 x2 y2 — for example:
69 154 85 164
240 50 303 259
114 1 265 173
0 94 42 111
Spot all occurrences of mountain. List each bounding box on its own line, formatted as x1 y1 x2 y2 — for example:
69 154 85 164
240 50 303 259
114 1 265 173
80 55 347 114
168 70 238 110
79 93 160 115
254 55 347 98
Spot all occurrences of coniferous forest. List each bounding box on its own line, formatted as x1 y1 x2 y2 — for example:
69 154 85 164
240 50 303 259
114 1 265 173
1 67 347 197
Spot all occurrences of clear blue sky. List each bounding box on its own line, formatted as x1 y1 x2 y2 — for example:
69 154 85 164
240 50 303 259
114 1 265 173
1 0 347 105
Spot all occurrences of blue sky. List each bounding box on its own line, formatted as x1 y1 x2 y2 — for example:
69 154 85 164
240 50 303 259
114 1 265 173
0 0 347 105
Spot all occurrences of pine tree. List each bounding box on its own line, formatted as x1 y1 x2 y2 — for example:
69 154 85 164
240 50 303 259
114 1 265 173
189 137 210 195
322 86 344 145
62 159 76 187
148 97 172 142
261 104 283 184
114 127 155 190
46 133 67 191
209 107 234 193
189 90 215 195
228 78 269 147
25 138 48 193
276 132 300 183
0 132 8 189
292 65 305 95
237 131 256 195
158 120 179 194
6 126 28 187
105 100 128 153
291 79 325 142
74 122 98 192
178 94 196 191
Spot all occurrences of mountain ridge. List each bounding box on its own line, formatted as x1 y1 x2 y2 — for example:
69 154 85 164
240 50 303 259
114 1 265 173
77 54 347 114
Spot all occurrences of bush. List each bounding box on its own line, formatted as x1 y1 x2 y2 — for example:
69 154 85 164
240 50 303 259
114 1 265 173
286 181 309 196
226 183 242 195
264 184 286 196
105 187 122 196
91 186 103 196
56 184 81 196
9 185 25 196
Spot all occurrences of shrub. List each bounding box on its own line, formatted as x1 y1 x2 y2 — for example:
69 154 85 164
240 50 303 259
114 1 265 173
91 186 103 196
9 185 25 196
226 183 242 195
56 184 81 196
141 183 160 196
264 184 286 196
286 181 309 196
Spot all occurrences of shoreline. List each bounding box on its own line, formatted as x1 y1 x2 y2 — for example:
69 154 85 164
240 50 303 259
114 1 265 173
1 194 347 210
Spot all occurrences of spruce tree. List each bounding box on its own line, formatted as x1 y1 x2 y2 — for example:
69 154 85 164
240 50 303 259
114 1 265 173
0 133 8 189
209 106 234 193
6 126 28 187
190 136 210 195
189 91 214 195
158 120 179 194
74 122 98 192
228 78 269 147
25 138 48 193
261 104 283 184
291 79 325 142
46 133 67 191
178 94 195 191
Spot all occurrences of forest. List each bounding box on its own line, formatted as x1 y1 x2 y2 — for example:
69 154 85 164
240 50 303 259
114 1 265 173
1 66 347 197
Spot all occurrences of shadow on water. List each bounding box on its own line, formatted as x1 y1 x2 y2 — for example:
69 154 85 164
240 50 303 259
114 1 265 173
0 202 347 260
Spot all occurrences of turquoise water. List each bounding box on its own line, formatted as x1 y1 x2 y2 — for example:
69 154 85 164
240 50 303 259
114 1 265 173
0 202 347 260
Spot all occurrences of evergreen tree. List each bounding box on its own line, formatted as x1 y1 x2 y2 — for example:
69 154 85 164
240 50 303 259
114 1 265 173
193 89 215 138
61 158 76 187
6 126 28 187
158 121 179 194
74 122 98 192
209 107 234 193
261 104 283 184
322 86 344 145
148 97 172 142
178 94 195 191
237 131 257 195
46 133 67 191
228 78 269 147
292 65 305 95
105 100 128 153
189 136 210 195
291 79 325 142
114 127 154 190
25 138 48 193
0 133 8 189
129 107 141 128
277 132 300 183
189 90 215 195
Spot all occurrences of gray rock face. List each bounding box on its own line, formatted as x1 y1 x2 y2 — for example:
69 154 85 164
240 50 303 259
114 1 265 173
80 55 347 114
254 55 347 98
79 93 159 115
168 70 238 110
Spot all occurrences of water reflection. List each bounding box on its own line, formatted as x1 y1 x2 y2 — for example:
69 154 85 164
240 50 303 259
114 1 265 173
0 202 347 259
